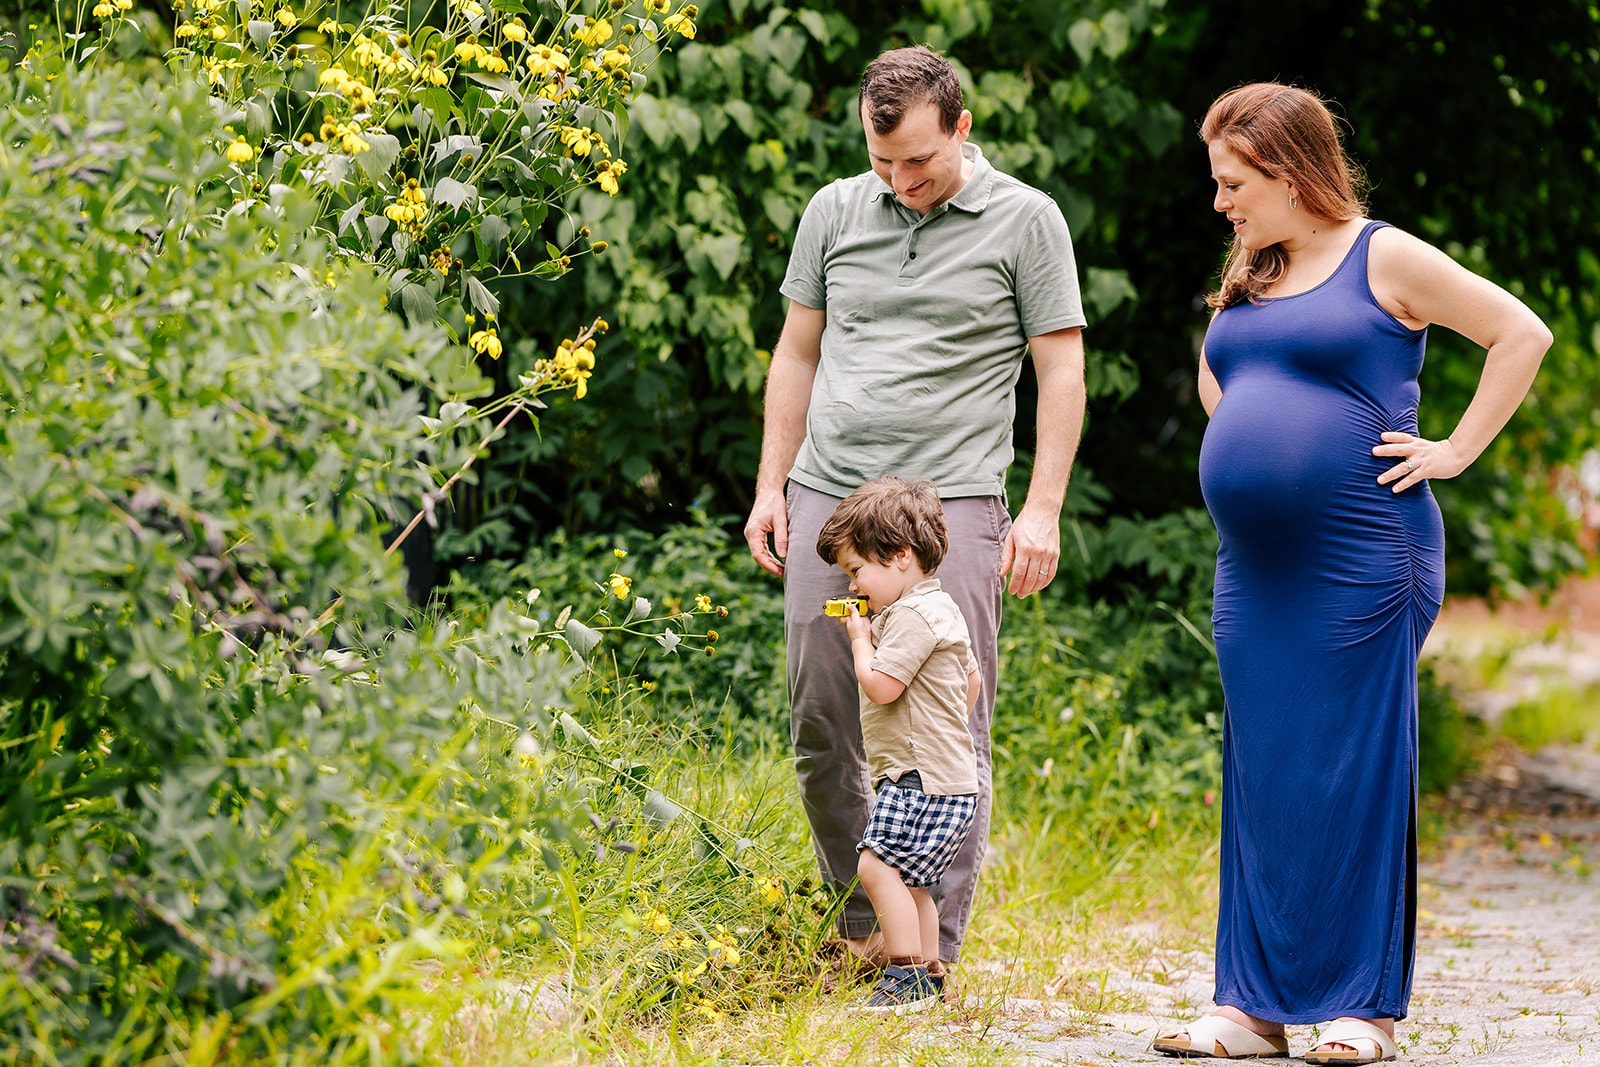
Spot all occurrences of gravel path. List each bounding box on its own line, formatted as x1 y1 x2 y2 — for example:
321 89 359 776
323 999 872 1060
941 747 1600 1066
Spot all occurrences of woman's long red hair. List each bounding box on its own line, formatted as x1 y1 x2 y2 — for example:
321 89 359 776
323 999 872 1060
1201 83 1366 308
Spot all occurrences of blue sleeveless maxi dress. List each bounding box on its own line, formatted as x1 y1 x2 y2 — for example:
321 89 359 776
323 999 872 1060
1198 221 1444 1023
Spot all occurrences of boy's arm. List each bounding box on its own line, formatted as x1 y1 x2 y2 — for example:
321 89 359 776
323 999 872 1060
965 668 980 714
845 609 908 705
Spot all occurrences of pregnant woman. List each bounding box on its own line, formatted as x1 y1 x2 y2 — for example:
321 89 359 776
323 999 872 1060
1154 84 1551 1063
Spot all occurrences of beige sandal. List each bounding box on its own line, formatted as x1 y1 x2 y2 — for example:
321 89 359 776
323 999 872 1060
1153 1014 1290 1059
1304 1018 1398 1064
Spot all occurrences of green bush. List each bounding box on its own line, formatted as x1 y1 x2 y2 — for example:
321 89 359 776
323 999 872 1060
0 59 600 1062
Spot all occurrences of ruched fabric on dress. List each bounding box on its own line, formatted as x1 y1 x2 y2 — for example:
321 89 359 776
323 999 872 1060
1199 221 1444 1023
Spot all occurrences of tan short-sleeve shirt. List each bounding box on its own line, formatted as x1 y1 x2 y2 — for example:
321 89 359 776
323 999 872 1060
862 579 980 795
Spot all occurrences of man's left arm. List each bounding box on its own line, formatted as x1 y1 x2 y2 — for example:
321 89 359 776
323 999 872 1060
1000 327 1086 597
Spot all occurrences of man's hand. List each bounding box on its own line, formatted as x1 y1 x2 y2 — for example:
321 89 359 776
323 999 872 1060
744 487 789 577
999 502 1061 598
999 326 1084 598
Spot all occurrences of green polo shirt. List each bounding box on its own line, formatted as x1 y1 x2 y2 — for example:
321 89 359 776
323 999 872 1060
780 142 1086 500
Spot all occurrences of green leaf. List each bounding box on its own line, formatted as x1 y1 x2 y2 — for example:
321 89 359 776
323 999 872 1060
557 711 599 749
642 790 683 827
354 133 401 182
399 282 438 326
1100 11 1132 60
364 215 390 245
1067 19 1097 65
464 272 500 315
562 618 601 657
477 214 510 252
246 19 274 50
795 8 828 43
433 177 478 210
724 100 758 139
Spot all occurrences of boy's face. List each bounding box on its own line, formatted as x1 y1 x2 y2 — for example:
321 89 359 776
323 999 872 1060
835 543 923 614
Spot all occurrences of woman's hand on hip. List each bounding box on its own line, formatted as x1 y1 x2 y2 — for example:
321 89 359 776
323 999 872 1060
1373 432 1467 493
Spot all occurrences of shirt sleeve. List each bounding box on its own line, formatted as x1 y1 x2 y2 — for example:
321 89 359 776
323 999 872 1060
779 182 834 311
1014 199 1087 338
869 607 937 687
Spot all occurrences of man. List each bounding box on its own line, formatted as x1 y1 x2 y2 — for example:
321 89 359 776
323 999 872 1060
743 45 1087 977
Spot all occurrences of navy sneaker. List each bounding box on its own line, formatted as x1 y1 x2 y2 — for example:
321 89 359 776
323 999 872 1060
853 964 940 1014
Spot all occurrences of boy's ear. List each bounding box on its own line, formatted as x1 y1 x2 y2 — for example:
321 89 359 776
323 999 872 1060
891 545 917 569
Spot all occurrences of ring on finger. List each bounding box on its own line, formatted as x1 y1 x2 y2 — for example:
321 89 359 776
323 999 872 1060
1404 457 1417 472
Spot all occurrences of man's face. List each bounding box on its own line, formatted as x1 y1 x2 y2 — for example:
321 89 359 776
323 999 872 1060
863 99 972 217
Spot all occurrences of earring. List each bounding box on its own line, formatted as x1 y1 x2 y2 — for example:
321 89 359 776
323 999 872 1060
1289 194 1299 210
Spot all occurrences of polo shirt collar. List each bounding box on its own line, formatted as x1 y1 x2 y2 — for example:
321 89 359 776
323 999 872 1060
871 141 996 215
902 578 943 600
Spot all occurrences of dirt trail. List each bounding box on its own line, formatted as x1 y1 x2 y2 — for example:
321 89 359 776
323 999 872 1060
939 750 1599 1066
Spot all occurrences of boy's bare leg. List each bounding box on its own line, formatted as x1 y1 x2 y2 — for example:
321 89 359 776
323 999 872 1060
910 888 939 966
856 850 922 959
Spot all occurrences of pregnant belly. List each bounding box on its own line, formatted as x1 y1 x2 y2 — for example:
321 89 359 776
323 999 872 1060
1199 379 1376 539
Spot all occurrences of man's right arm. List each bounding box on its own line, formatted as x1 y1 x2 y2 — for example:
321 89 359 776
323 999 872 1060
743 300 826 576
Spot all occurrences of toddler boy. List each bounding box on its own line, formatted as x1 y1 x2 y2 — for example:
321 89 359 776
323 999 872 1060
815 476 980 1014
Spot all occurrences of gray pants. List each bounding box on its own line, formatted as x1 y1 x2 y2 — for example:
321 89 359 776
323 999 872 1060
784 482 1007 963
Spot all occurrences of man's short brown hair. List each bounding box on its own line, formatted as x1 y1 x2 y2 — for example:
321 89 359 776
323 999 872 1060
816 475 949 573
859 45 963 136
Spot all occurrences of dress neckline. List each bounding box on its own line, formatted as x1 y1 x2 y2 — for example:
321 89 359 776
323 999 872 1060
1257 220 1381 303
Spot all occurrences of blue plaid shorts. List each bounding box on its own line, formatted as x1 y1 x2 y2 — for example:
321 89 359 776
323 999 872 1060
857 772 978 888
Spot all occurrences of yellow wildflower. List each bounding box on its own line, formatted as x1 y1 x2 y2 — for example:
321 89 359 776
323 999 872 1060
757 876 785 905
454 36 488 63
614 548 628 558
573 17 613 46
662 5 697 38
501 17 527 41
608 573 632 599
558 125 597 157
643 0 668 11
469 327 503 359
693 594 713 613
537 78 575 102
352 33 385 66
275 8 295 27
454 0 484 18
210 23 228 39
597 44 630 70
175 20 198 36
413 57 448 86
318 62 350 86
318 17 338 32
477 49 509 74
225 137 255 163
595 158 627 196
525 43 569 77
648 908 671 933
92 0 115 16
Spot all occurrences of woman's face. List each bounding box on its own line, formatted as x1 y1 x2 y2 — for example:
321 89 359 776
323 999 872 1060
1208 140 1296 250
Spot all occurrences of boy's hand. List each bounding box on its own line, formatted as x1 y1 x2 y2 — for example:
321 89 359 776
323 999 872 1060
842 603 872 644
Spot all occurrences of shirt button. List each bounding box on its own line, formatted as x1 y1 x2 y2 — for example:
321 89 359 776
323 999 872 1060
909 251 917 259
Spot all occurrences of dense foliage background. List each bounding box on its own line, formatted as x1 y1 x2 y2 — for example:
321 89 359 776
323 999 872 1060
463 0 1600 599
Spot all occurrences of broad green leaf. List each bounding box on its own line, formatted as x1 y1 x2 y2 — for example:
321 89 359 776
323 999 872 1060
642 790 683 827
464 272 500 315
337 197 365 235
398 282 437 326
1067 19 1097 65
354 132 401 181
433 177 478 210
562 618 601 656
1100 11 1132 60
247 19 274 50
